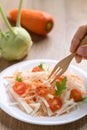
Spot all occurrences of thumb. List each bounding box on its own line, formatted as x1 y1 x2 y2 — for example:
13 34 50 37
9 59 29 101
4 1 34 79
77 45 87 57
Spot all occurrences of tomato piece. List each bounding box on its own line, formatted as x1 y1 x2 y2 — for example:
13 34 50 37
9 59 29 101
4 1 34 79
58 75 66 82
47 96 62 111
32 66 43 72
36 85 49 97
13 82 27 95
70 88 83 102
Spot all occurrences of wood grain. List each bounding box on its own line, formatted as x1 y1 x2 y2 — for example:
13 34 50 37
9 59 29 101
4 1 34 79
0 0 87 129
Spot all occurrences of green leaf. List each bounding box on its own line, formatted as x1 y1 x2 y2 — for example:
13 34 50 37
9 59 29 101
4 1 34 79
16 76 22 82
78 96 87 102
38 63 43 69
55 77 67 96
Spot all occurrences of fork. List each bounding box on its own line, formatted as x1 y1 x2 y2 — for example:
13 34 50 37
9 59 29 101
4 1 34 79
48 35 87 84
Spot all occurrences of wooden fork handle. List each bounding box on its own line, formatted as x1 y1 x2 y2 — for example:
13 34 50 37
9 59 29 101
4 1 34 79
73 35 87 55
79 35 87 46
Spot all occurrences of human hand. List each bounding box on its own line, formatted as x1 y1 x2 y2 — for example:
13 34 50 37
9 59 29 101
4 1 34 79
70 25 87 63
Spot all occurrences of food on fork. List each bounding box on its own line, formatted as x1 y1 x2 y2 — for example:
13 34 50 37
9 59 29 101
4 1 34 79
5 63 87 116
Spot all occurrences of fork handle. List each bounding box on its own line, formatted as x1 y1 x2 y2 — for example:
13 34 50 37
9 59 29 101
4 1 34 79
75 35 87 51
80 35 87 45
71 35 87 57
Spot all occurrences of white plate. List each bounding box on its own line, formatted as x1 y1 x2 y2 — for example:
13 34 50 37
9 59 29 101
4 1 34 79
0 59 87 125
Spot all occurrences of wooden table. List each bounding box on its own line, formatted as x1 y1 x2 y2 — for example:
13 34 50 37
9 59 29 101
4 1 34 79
0 0 87 129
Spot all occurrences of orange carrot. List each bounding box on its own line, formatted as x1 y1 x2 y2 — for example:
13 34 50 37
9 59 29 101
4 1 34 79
8 9 54 35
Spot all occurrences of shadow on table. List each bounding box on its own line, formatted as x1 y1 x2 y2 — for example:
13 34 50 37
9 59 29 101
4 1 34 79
0 110 87 130
0 56 20 72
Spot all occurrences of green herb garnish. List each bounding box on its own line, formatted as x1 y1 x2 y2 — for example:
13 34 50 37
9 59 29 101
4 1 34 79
55 77 67 96
78 96 87 102
38 63 43 69
16 76 22 82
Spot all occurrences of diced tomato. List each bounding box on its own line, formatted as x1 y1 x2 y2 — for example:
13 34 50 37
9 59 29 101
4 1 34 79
70 88 83 102
47 96 62 111
36 85 49 97
13 82 27 95
32 66 43 72
58 75 66 82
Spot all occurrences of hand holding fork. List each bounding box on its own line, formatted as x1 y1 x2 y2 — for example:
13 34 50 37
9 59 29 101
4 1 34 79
48 35 87 84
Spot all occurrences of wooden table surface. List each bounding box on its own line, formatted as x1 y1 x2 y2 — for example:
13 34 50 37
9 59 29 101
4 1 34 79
0 0 87 130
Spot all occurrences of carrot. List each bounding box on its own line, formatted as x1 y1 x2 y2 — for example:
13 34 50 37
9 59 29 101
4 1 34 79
8 9 54 35
36 85 49 97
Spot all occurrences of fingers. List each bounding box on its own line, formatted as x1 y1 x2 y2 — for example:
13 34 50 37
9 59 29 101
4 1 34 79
75 55 82 63
77 45 87 57
70 25 87 63
70 39 80 53
74 45 87 63
70 25 87 53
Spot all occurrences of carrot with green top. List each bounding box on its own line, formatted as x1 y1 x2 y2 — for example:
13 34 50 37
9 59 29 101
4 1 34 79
8 9 54 35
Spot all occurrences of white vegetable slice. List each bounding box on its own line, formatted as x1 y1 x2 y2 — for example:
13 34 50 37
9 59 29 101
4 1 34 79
8 87 33 114
19 100 33 114
30 103 40 116
47 94 54 99
41 97 49 108
47 107 53 116
56 99 77 116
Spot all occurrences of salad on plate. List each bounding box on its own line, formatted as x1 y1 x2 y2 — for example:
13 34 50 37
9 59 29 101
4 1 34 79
4 63 87 117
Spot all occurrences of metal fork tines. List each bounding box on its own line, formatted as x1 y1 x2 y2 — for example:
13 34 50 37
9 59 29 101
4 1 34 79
48 53 75 84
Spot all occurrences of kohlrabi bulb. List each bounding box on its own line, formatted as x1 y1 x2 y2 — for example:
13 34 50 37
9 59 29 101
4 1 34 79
0 27 32 60
0 0 33 61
